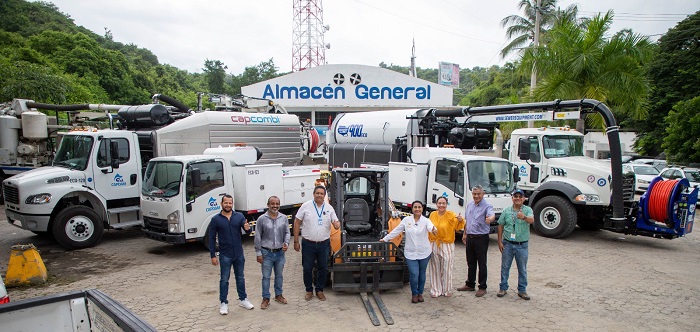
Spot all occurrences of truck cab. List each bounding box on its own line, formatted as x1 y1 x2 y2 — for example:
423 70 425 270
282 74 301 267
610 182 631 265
508 127 635 237
389 147 517 231
3 130 142 249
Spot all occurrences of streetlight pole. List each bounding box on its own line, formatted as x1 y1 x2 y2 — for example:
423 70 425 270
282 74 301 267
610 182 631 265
528 0 541 128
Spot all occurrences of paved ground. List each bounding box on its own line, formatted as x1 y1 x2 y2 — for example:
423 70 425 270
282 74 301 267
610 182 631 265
1 206 699 331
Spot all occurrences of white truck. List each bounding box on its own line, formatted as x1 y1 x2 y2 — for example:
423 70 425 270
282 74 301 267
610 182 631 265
141 146 320 249
384 147 517 231
325 99 660 239
3 101 307 249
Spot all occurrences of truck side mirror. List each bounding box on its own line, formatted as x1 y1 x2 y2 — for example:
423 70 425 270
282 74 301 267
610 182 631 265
518 138 530 160
449 165 459 182
110 141 120 169
513 166 520 182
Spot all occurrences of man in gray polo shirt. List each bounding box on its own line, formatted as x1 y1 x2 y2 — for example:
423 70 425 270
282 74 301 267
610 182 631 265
457 185 495 297
254 196 290 309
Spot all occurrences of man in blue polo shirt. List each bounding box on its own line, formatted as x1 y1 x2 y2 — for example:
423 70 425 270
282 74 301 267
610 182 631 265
497 189 534 300
209 194 254 314
457 185 495 297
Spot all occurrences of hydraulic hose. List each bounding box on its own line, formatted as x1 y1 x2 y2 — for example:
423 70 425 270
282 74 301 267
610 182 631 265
648 179 679 224
151 94 192 113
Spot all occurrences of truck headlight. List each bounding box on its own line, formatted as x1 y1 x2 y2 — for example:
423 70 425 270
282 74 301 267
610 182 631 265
25 193 52 204
574 194 600 203
167 211 180 233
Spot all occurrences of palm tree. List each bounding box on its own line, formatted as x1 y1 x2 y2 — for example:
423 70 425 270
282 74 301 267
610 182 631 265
520 10 654 128
500 0 579 58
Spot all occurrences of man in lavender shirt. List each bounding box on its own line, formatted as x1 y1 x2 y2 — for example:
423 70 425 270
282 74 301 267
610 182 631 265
457 185 495 297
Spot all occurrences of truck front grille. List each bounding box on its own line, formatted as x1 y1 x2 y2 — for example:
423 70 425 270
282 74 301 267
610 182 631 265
3 185 19 204
622 174 635 201
143 216 168 232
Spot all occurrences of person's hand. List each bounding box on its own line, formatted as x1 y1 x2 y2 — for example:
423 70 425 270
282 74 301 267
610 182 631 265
256 256 263 264
243 221 251 231
379 238 385 242
282 243 289 252
462 232 467 245
332 220 340 230
498 241 504 253
294 242 300 252
431 226 438 235
457 213 464 222
211 257 219 266
517 211 525 220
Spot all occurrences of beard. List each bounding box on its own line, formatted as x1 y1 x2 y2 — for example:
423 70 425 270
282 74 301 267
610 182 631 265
222 206 233 213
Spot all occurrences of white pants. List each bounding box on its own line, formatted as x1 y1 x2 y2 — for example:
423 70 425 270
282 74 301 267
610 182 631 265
429 242 455 296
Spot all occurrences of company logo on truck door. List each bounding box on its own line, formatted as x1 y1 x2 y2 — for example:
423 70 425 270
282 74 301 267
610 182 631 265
337 124 367 137
206 197 221 212
112 174 126 187
261 73 432 100
231 115 280 124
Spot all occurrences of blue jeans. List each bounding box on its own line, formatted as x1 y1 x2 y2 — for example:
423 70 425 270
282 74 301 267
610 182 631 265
406 254 431 296
499 240 528 293
219 255 247 303
261 248 286 299
301 239 330 292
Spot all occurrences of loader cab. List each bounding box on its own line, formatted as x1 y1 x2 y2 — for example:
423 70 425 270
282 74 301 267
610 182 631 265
330 169 390 241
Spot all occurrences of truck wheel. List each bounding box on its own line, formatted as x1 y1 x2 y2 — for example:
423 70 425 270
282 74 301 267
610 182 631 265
52 206 104 249
532 196 576 238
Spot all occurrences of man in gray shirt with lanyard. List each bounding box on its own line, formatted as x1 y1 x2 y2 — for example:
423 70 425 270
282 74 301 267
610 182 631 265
254 196 290 309
457 185 495 297
293 186 340 301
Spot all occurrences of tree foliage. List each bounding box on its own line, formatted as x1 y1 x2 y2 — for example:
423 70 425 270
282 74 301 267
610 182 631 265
520 11 654 128
636 11 700 158
662 96 700 163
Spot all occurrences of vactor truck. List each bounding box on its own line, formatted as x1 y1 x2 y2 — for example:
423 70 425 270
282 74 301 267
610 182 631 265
2 97 308 249
326 99 695 240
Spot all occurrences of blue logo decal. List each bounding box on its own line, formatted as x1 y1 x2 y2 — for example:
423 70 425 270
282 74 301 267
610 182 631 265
111 173 126 187
337 124 367 137
597 178 606 187
206 197 221 212
519 165 528 177
87 177 92 183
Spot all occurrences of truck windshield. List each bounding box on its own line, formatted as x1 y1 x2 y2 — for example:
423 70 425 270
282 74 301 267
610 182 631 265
53 135 93 171
542 135 584 158
142 161 183 198
467 160 514 194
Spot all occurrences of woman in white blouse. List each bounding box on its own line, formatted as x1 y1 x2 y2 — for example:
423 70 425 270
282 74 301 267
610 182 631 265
381 201 437 303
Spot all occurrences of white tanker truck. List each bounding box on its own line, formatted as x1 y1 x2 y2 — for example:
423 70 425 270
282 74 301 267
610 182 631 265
325 100 696 240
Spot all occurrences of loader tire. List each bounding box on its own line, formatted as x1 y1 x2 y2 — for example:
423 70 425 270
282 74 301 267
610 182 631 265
532 196 576 239
52 205 104 249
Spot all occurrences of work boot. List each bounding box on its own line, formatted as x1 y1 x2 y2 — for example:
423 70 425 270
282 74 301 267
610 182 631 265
305 292 313 301
260 298 270 310
411 295 418 303
274 295 288 304
518 292 531 300
417 294 424 302
316 291 326 301
457 284 475 291
497 289 507 297
475 289 487 297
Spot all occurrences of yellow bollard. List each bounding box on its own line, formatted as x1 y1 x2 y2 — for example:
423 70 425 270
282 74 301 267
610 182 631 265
5 244 48 287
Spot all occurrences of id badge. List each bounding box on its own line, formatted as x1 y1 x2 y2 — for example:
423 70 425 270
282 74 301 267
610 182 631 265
318 217 323 225
510 233 516 241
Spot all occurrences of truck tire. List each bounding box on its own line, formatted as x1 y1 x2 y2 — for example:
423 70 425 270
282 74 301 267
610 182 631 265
532 196 576 238
52 206 105 249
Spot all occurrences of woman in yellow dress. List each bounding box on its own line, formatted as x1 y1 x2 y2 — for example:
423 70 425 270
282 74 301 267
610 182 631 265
428 196 465 297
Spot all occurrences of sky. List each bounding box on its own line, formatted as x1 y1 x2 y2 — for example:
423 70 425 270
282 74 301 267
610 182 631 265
41 0 698 74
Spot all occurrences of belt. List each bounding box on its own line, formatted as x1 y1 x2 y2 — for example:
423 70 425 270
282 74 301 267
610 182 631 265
467 234 488 238
504 239 528 245
262 246 284 252
303 238 329 244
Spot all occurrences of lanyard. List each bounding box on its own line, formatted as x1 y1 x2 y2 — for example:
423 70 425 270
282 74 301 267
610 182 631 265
314 203 325 225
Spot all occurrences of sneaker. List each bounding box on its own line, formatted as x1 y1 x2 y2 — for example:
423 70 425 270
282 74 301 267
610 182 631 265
219 302 228 315
457 284 476 292
497 289 507 298
475 289 487 297
239 298 255 310
261 298 270 310
518 292 531 300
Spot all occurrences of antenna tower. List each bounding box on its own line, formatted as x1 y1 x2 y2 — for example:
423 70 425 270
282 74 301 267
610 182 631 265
292 0 329 72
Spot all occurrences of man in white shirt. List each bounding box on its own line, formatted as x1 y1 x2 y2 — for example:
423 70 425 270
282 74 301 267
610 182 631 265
293 186 340 301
